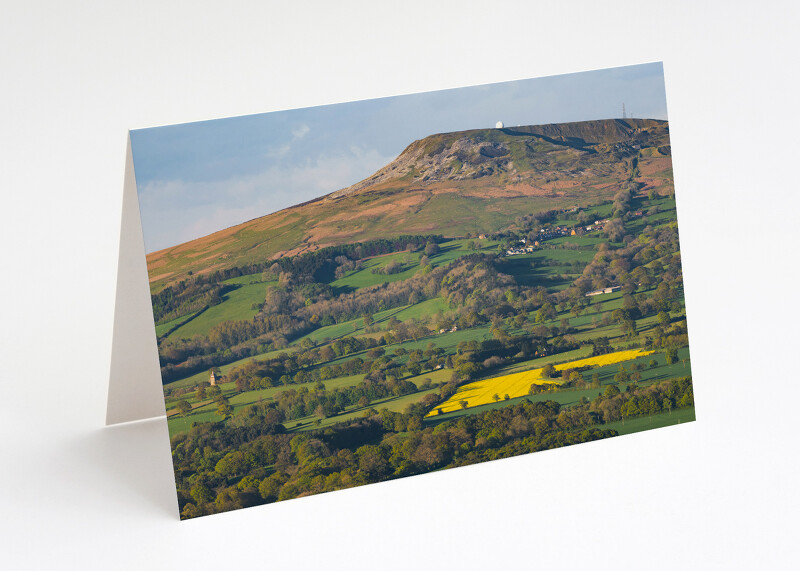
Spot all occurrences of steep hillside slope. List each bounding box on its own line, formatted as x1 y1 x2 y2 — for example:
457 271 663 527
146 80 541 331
146 119 672 292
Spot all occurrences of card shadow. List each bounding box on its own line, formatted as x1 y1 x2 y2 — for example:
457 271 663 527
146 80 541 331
65 417 178 519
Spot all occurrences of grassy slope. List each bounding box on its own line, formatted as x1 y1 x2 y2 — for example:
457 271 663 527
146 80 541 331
165 280 274 340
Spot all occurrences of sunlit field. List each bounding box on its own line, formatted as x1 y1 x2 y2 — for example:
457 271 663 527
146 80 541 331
428 349 655 415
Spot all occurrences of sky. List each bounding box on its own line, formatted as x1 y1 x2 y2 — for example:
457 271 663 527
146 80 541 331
130 62 667 253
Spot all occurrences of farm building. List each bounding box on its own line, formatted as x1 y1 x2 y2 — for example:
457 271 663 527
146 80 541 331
585 285 622 297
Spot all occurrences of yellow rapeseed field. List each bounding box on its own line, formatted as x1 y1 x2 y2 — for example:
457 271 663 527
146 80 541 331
426 348 654 416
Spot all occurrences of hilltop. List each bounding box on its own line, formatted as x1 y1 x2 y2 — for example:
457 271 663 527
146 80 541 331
146 118 673 292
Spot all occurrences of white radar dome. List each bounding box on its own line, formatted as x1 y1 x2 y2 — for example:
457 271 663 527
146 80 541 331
495 121 504 128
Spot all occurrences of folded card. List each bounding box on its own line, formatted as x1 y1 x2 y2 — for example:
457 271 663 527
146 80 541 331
110 62 695 519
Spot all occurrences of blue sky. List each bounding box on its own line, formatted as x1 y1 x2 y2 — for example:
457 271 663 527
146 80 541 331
131 62 667 253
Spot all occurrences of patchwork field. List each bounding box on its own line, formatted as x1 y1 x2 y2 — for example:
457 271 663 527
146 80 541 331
142 117 695 519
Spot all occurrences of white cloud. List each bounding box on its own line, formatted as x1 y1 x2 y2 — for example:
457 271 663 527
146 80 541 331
139 146 393 252
265 123 311 158
292 123 310 140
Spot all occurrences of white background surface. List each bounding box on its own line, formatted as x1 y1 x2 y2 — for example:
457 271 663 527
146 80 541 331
2 1 798 569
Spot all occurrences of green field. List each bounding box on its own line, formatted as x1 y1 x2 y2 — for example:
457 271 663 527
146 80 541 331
330 251 424 290
547 235 607 247
155 312 199 337
165 280 274 340
602 406 695 436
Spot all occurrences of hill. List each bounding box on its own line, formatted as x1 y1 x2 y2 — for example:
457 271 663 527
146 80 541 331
146 118 672 292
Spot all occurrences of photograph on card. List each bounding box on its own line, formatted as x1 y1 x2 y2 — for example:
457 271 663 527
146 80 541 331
130 62 694 519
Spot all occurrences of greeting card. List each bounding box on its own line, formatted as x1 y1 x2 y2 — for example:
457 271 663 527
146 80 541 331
109 62 695 519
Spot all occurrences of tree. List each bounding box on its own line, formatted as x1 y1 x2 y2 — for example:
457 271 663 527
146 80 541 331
424 242 440 256
459 400 469 410
621 318 637 339
190 483 214 505
176 400 192 417
665 347 679 365
543 363 557 378
258 473 288 501
535 302 556 323
383 260 402 275
215 451 249 477
493 394 500 402
216 402 233 419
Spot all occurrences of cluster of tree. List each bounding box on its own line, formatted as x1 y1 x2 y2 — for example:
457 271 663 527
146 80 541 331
371 260 404 275
157 311 316 382
271 376 419 421
590 377 693 422
610 181 642 219
152 282 225 325
644 318 690 354
169 334 693 519
565 223 684 306
170 394 619 519
447 334 577 384
205 336 386 392
515 209 558 235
